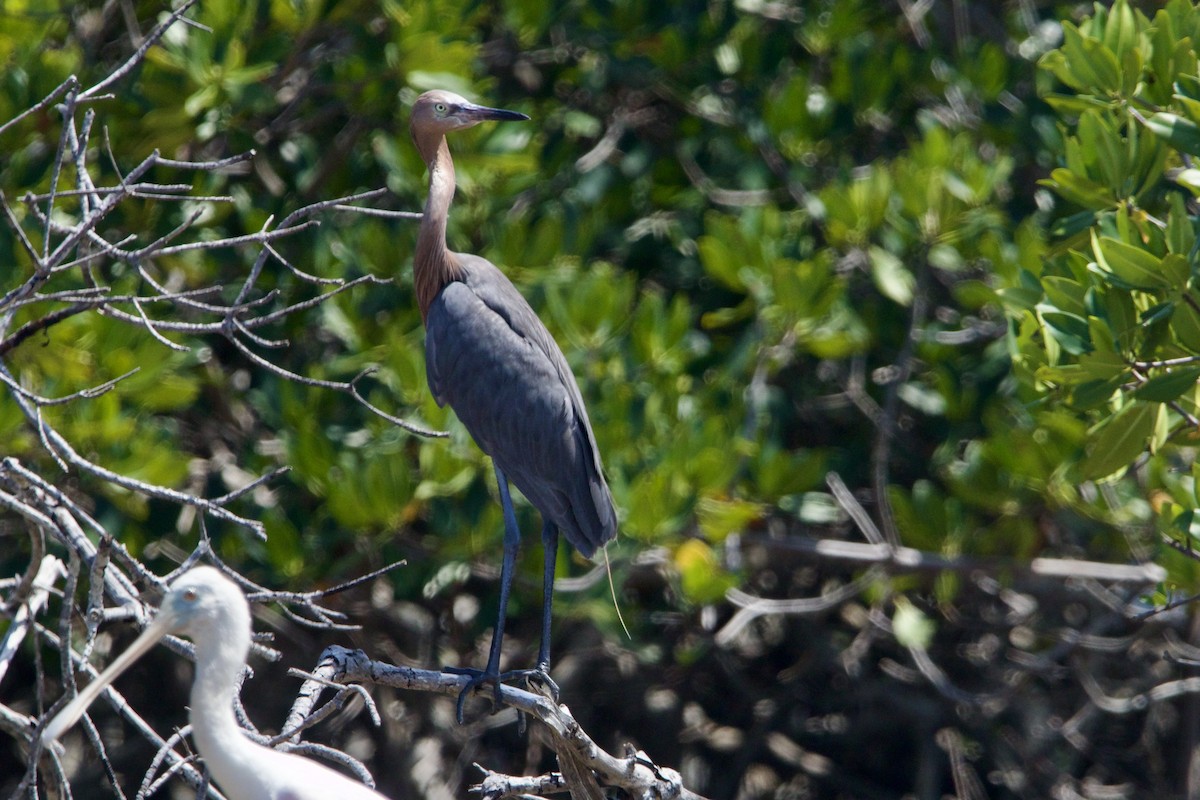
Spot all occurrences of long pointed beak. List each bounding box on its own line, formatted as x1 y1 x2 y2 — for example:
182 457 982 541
41 613 174 743
462 102 529 123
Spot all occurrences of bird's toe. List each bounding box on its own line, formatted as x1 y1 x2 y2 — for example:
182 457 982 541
445 666 502 723
500 666 560 703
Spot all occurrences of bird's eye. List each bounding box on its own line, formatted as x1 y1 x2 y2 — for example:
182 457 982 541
434 102 448 114
181 589 198 603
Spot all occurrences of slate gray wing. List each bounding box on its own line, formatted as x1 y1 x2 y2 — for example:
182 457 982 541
424 257 616 556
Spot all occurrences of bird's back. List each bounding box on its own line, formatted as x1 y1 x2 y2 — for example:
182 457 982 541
424 255 616 557
209 736 387 800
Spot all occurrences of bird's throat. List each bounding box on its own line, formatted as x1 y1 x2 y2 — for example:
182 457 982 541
415 137 463 322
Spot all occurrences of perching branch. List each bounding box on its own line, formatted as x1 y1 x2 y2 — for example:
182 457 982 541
286 646 709 800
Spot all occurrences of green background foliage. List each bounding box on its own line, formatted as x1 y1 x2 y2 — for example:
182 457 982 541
7 0 1200 797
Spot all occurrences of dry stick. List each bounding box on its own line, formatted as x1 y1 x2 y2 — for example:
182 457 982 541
716 569 884 648
0 556 64 686
0 489 59 539
248 275 384 327
14 168 440 438
132 296 189 351
676 146 775 207
42 151 163 268
233 315 285 348
190 538 399 634
472 766 572 800
136 728 205 800
209 466 292 506
329 205 421 220
262 241 342 285
0 357 129 409
273 674 381 745
1 459 160 596
0 75 77 138
80 712 131 800
229 188 390 308
347 369 449 438
78 0 202 101
908 643 996 707
287 646 709 800
0 524 47 615
826 470 885 546
70 108 98 214
23 182 199 200
0 190 42 266
18 285 221 306
936 728 988 800
81 537 115 663
734 532 1167 582
42 86 78 260
0 365 267 537
0 302 92 357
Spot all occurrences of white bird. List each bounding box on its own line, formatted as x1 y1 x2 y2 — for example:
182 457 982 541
42 566 389 800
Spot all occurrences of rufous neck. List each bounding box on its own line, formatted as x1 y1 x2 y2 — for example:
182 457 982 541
415 136 462 321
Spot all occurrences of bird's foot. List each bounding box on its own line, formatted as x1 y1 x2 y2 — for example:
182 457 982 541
499 665 560 704
445 666 502 724
445 665 560 724
500 665 559 736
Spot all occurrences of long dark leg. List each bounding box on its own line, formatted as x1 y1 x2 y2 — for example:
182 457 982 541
448 463 522 723
535 520 558 672
485 464 522 680
501 519 560 734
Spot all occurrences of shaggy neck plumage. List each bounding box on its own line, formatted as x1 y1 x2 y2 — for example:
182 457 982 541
414 135 463 322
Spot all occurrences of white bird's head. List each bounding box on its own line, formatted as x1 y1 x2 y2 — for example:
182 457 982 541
156 566 251 641
41 566 250 744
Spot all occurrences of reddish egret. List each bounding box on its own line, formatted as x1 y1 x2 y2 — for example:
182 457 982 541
42 567 387 800
409 90 617 720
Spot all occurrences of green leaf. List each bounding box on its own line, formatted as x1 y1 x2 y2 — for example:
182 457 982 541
1171 298 1200 351
1093 232 1171 289
1166 194 1195 256
675 539 736 605
893 598 936 650
995 286 1042 314
1071 377 1124 409
1163 253 1190 285
1042 276 1087 316
1041 169 1114 210
1142 300 1175 327
1173 168 1200 197
1041 309 1092 354
1077 401 1159 480
1144 112 1200 157
696 496 763 543
1192 460 1200 508
1061 21 1122 92
697 234 746 292
869 246 915 305
1133 367 1200 401
1101 0 1140 62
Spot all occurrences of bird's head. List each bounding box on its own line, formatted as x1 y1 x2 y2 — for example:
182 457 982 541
157 566 248 639
410 90 528 158
40 566 251 745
